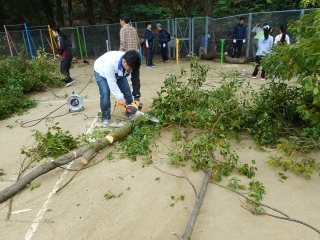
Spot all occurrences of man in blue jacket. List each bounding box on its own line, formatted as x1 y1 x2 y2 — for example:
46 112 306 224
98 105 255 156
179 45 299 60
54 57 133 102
156 23 169 63
144 22 155 68
231 17 246 58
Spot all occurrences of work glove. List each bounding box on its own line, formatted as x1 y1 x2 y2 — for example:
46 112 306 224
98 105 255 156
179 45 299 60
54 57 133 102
243 39 246 43
233 39 236 43
162 43 166 48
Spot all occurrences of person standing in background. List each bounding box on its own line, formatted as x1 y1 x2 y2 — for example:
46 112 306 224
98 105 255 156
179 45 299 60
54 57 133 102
156 23 169 63
231 17 246 58
144 22 155 68
198 33 211 57
274 25 290 45
119 16 143 110
251 21 263 59
52 27 74 87
249 25 273 81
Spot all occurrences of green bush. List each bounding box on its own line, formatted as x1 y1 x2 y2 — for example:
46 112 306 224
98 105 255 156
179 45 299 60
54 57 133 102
0 51 63 119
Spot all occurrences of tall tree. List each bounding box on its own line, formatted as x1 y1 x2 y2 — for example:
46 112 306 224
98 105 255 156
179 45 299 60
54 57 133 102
67 0 73 26
55 0 65 26
83 0 95 25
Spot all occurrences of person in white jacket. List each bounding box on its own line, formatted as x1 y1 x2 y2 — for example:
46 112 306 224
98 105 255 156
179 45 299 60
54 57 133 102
249 25 273 81
274 25 290 45
94 50 141 127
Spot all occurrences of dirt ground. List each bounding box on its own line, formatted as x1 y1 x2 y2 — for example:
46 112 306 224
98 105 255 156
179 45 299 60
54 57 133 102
0 56 320 240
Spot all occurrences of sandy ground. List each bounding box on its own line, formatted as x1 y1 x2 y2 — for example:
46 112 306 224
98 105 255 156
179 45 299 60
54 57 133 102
0 56 320 240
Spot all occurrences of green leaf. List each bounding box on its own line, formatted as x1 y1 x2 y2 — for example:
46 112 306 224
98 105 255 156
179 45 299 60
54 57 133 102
171 195 175 200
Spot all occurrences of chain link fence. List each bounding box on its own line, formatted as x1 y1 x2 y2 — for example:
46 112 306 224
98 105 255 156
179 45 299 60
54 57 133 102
0 9 316 60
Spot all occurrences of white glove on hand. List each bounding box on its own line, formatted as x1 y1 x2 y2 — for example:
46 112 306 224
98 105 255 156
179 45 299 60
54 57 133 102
233 39 236 43
243 39 246 43
162 43 166 48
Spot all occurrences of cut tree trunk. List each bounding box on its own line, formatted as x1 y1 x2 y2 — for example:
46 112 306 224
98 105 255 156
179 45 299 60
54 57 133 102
224 56 248 64
0 123 133 203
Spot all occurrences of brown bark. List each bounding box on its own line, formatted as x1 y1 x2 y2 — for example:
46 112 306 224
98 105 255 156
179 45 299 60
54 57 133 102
0 123 133 203
67 0 73 26
55 0 65 27
181 171 211 239
224 55 248 64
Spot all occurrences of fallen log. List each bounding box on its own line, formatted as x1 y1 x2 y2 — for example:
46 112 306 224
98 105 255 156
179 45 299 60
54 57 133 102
224 55 248 64
200 53 219 60
0 123 133 203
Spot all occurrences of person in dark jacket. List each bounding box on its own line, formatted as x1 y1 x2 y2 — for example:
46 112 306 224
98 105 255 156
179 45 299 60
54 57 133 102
231 17 246 58
156 23 169 63
52 27 74 87
144 22 155 68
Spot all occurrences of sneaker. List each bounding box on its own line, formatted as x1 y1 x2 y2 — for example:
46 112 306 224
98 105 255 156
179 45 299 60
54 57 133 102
102 119 110 127
164 60 169 63
151 64 156 67
147 66 152 68
260 77 266 81
249 76 256 79
65 80 74 87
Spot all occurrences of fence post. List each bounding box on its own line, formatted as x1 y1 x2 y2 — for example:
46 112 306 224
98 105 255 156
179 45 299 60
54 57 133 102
106 25 111 50
220 39 225 63
22 30 28 56
246 13 252 58
191 18 195 55
205 16 209 54
81 26 88 58
76 27 83 60
176 38 179 64
167 19 171 58
39 29 44 50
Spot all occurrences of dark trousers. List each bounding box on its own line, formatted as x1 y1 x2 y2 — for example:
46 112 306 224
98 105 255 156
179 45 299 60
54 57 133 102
60 58 73 83
131 65 141 100
252 56 265 77
231 40 244 58
146 48 153 66
160 44 169 61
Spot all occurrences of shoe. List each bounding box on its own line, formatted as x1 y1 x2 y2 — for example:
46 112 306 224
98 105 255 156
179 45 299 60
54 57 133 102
249 76 256 79
147 66 152 68
260 77 266 81
102 119 110 127
164 60 169 63
151 64 156 67
65 80 74 87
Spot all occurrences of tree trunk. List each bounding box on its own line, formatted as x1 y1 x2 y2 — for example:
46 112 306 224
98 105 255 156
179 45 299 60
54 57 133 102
67 0 72 26
224 55 248 64
55 0 65 26
202 0 213 18
83 0 95 25
0 123 133 203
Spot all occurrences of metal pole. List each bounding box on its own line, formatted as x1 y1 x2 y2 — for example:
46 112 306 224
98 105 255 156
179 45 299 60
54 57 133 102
189 18 192 55
3 25 13 57
81 26 88 58
22 30 28 56
107 25 111 50
76 27 83 60
40 29 44 50
167 19 171 58
220 39 225 63
24 23 34 60
191 18 195 55
205 16 209 54
246 13 252 58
